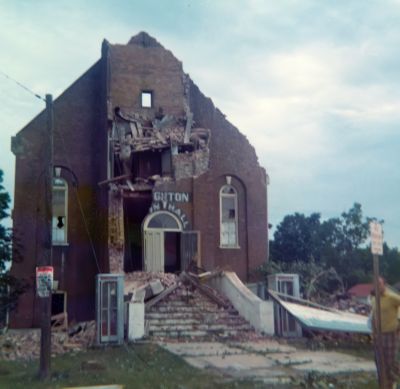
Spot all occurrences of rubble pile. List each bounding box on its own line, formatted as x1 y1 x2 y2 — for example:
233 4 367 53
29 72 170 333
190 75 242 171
124 271 179 302
0 321 95 361
331 298 370 316
108 107 211 190
325 295 371 316
113 108 209 153
124 271 177 289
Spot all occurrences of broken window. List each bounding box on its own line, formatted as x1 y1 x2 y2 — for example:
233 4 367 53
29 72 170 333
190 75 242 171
141 91 153 108
220 185 238 248
52 178 68 245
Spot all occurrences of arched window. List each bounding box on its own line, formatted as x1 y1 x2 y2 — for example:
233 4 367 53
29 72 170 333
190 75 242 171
146 212 180 229
220 185 238 247
52 178 68 245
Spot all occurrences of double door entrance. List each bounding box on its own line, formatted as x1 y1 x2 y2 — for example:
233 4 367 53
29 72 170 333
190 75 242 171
124 198 198 273
143 211 199 273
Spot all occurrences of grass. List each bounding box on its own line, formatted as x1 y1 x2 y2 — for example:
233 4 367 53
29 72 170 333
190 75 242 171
0 342 268 389
0 341 380 389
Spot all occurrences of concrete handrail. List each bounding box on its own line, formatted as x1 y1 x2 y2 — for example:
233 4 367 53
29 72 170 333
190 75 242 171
207 271 274 335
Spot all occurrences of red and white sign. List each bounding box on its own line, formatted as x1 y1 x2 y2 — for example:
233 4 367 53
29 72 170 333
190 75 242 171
370 221 383 256
36 266 53 298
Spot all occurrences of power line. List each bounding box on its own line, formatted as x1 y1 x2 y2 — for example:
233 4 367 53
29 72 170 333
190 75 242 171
0 69 45 102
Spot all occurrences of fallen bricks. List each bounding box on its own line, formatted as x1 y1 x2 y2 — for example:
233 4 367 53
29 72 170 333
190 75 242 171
0 321 96 361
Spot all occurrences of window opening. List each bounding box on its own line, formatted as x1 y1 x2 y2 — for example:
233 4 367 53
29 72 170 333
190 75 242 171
147 213 180 229
52 178 68 245
141 91 153 108
220 184 238 247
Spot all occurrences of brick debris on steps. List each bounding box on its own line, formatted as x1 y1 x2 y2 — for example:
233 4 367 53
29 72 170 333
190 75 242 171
145 280 267 342
0 271 267 361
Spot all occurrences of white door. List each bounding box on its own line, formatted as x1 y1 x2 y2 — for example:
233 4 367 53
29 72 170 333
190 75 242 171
144 230 164 272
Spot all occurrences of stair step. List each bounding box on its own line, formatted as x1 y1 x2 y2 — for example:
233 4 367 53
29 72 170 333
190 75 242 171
149 306 223 314
147 323 253 332
144 283 259 341
147 318 200 326
149 330 209 338
149 327 253 339
147 315 249 326
146 310 240 319
146 312 202 320
152 300 220 309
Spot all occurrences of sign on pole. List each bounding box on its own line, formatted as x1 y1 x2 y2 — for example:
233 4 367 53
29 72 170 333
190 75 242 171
36 266 53 298
370 221 383 256
370 220 385 387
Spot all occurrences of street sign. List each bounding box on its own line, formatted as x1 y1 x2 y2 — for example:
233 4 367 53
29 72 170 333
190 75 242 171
36 266 53 298
370 221 383 256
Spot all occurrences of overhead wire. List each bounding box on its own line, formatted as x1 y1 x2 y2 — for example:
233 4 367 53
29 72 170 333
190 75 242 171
0 69 45 102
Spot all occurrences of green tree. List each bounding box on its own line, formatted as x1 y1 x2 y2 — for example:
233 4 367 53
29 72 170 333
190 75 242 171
270 212 323 263
0 169 24 326
267 202 394 294
380 243 400 285
0 169 11 272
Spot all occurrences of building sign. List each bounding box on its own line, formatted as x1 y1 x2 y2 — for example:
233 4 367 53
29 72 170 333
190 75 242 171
36 266 53 298
149 201 189 229
153 191 191 203
370 221 383 256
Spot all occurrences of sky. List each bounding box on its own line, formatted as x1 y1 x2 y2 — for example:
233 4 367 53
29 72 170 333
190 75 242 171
0 0 399 247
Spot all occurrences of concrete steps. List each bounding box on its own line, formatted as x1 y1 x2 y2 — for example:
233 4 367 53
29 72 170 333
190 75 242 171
146 284 258 340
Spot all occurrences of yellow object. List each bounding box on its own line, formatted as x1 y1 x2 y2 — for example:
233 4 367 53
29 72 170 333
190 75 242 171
372 289 400 333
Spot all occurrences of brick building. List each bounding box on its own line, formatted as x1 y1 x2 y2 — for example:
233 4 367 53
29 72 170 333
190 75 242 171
10 32 268 328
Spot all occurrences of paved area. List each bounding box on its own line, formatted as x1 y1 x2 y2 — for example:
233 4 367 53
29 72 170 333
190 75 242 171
158 340 376 385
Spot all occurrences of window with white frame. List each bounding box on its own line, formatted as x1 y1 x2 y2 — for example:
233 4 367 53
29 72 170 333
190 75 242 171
220 185 238 247
52 178 68 245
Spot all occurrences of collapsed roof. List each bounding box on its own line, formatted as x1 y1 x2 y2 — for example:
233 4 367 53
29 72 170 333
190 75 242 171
104 107 211 190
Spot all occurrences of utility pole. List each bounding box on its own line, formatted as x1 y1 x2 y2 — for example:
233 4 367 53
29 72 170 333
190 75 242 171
373 254 385 388
39 94 53 379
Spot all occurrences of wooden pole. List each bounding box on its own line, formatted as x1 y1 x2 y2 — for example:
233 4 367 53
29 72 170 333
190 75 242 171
39 94 53 379
373 254 385 388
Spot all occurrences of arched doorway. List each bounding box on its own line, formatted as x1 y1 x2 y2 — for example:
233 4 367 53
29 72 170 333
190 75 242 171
143 211 182 272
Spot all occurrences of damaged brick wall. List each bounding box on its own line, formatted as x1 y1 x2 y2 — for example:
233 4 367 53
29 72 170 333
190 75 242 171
10 61 107 327
187 78 268 281
108 188 125 273
10 32 268 330
172 148 210 181
106 34 185 118
105 33 267 281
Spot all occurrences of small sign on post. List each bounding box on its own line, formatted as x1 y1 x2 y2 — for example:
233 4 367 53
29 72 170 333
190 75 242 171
370 220 383 255
36 266 53 298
